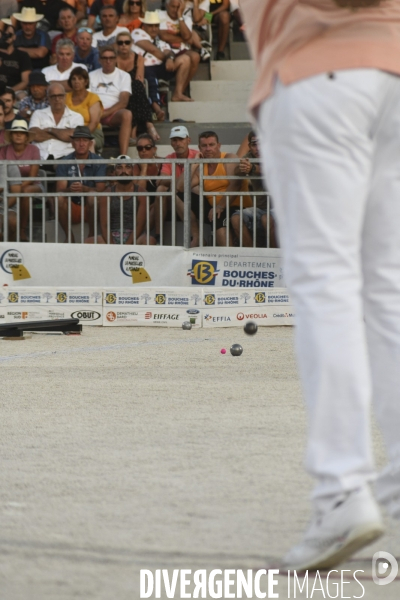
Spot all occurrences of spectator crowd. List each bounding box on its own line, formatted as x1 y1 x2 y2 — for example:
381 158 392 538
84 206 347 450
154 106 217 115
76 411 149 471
0 0 273 248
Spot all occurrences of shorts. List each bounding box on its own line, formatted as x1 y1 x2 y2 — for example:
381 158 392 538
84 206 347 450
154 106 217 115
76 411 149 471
111 229 132 244
177 192 208 223
69 198 90 224
205 203 236 230
101 113 118 127
232 207 267 230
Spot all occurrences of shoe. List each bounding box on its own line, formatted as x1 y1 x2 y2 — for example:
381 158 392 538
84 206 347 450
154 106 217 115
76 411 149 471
216 51 225 60
201 40 212 50
200 47 210 61
283 487 385 571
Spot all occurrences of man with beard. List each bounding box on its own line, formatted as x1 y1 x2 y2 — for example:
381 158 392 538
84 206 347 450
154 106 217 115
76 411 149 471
0 87 17 128
0 23 31 94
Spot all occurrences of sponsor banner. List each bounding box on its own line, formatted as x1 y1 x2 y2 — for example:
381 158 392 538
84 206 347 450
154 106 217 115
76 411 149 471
202 306 295 327
103 288 203 308
0 244 185 287
202 288 291 307
186 248 284 288
0 288 103 306
0 245 285 289
3 305 102 325
103 307 202 327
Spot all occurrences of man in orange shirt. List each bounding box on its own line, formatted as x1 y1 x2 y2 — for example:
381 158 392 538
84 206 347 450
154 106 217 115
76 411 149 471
242 0 400 571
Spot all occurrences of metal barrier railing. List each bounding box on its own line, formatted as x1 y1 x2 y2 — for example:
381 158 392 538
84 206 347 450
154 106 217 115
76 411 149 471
1 157 274 248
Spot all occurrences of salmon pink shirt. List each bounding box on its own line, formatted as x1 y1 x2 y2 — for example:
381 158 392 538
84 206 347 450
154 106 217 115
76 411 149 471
240 0 400 116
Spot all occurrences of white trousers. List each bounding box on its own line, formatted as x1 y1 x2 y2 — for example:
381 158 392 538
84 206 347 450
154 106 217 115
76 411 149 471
258 69 400 513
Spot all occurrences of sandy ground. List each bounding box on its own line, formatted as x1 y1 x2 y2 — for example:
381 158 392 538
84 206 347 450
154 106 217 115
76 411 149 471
0 326 398 600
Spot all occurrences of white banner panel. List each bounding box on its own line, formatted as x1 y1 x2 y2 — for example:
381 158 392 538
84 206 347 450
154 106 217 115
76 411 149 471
185 248 284 289
103 308 202 327
0 244 185 287
0 288 103 325
202 306 295 328
0 244 285 289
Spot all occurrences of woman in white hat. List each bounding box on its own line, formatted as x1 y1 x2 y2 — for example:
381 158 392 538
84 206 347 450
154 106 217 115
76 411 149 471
0 119 44 240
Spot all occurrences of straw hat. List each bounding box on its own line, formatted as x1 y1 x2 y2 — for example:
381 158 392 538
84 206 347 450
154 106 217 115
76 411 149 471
5 120 35 142
13 7 44 23
139 11 161 25
1 18 12 26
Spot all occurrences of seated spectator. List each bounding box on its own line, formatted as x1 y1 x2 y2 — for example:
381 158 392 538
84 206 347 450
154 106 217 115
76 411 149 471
63 0 86 23
231 131 277 248
29 82 84 160
184 0 210 27
119 0 145 32
13 7 51 71
157 125 200 246
158 0 208 63
116 30 159 141
17 0 74 32
50 6 79 57
0 1 18 21
0 99 6 145
132 11 193 106
0 119 43 241
0 87 18 128
42 39 87 90
92 6 130 48
88 0 124 30
66 66 104 153
74 27 101 72
190 130 251 246
209 0 229 60
0 163 22 242
86 154 154 244
133 133 162 243
18 71 49 122
56 125 107 242
89 45 132 155
0 22 31 95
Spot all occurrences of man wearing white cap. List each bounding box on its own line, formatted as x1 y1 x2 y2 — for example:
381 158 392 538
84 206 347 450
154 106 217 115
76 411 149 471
132 11 193 104
13 7 51 71
155 125 201 245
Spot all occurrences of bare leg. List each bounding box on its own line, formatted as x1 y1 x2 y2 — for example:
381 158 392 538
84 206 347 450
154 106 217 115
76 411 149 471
231 213 253 247
215 11 230 54
19 184 42 241
216 226 233 247
109 109 132 155
175 194 200 247
171 54 193 102
152 102 165 121
184 51 200 92
146 122 160 141
58 196 75 243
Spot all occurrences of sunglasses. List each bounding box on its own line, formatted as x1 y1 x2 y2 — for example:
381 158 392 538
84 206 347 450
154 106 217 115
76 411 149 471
117 40 131 45
78 27 93 34
137 144 154 151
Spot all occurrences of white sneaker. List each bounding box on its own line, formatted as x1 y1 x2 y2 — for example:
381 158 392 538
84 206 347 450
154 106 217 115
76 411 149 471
200 47 211 61
283 487 385 571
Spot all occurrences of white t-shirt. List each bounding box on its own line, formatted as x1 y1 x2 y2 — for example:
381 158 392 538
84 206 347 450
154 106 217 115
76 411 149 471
184 0 210 11
131 29 171 67
92 26 130 49
158 9 193 52
89 67 132 110
42 62 88 83
29 106 84 160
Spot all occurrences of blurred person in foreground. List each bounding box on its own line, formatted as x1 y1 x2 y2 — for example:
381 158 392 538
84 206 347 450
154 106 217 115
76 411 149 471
241 0 400 571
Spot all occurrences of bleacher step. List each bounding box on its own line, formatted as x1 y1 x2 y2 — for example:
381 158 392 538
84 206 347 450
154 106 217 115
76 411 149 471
190 80 252 102
168 101 250 124
211 60 255 81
